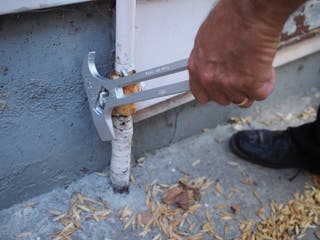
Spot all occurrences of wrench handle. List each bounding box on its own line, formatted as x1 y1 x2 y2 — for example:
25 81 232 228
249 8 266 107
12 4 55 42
113 58 189 88
110 80 190 107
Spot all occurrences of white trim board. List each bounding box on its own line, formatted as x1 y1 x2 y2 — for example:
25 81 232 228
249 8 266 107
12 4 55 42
0 0 91 15
133 34 320 123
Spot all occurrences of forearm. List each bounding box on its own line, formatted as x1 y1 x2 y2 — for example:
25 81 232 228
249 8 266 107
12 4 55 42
243 0 308 29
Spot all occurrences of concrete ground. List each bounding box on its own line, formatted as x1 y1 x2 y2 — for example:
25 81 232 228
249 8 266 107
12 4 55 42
1 89 320 240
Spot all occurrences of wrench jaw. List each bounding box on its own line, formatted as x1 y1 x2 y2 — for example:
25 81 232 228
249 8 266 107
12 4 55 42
82 52 115 141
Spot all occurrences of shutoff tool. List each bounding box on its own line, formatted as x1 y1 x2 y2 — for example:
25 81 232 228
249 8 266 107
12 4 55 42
82 52 190 141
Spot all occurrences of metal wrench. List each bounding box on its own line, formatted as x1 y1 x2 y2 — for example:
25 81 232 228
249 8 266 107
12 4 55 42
82 52 190 141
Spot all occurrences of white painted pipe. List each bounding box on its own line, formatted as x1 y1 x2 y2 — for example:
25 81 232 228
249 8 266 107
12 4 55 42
110 0 136 192
115 0 136 73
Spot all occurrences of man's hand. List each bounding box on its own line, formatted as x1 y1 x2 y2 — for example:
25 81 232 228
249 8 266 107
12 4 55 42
188 0 306 107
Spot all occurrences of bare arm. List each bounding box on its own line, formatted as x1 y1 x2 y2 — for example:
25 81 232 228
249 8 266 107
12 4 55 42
188 0 307 107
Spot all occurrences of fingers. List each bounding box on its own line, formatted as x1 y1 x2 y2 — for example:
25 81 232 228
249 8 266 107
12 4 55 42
188 57 210 104
247 67 276 101
189 76 210 104
189 54 231 106
189 60 253 108
188 52 275 108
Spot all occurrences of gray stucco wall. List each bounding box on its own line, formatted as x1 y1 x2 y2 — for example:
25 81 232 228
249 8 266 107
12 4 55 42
0 2 115 209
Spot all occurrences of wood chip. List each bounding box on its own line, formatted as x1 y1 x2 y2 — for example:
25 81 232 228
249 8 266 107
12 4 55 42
138 176 212 239
186 233 205 240
276 112 293 123
96 172 106 177
297 106 316 120
23 202 39 208
48 209 63 216
253 191 262 204
215 135 224 143
136 157 145 164
130 173 136 184
240 174 255 186
118 206 133 223
214 204 228 209
224 223 229 237
15 232 34 238
227 161 239 167
256 206 265 219
243 181 320 239
124 215 135 230
218 211 233 221
228 116 251 125
232 124 243 131
260 120 273 126
49 193 111 239
77 204 91 212
214 180 222 195
191 159 201 167
52 213 66 222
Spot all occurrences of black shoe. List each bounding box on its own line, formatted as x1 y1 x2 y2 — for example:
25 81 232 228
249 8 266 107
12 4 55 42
229 130 304 169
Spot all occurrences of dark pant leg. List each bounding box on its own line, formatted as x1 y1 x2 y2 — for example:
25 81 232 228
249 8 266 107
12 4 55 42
288 105 320 173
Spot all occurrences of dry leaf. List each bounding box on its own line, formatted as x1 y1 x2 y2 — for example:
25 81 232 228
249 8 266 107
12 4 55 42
162 185 184 205
162 177 207 210
230 204 242 215
140 210 153 226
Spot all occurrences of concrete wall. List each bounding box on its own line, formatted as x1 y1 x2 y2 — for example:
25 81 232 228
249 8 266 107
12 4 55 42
0 1 115 209
0 0 320 210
